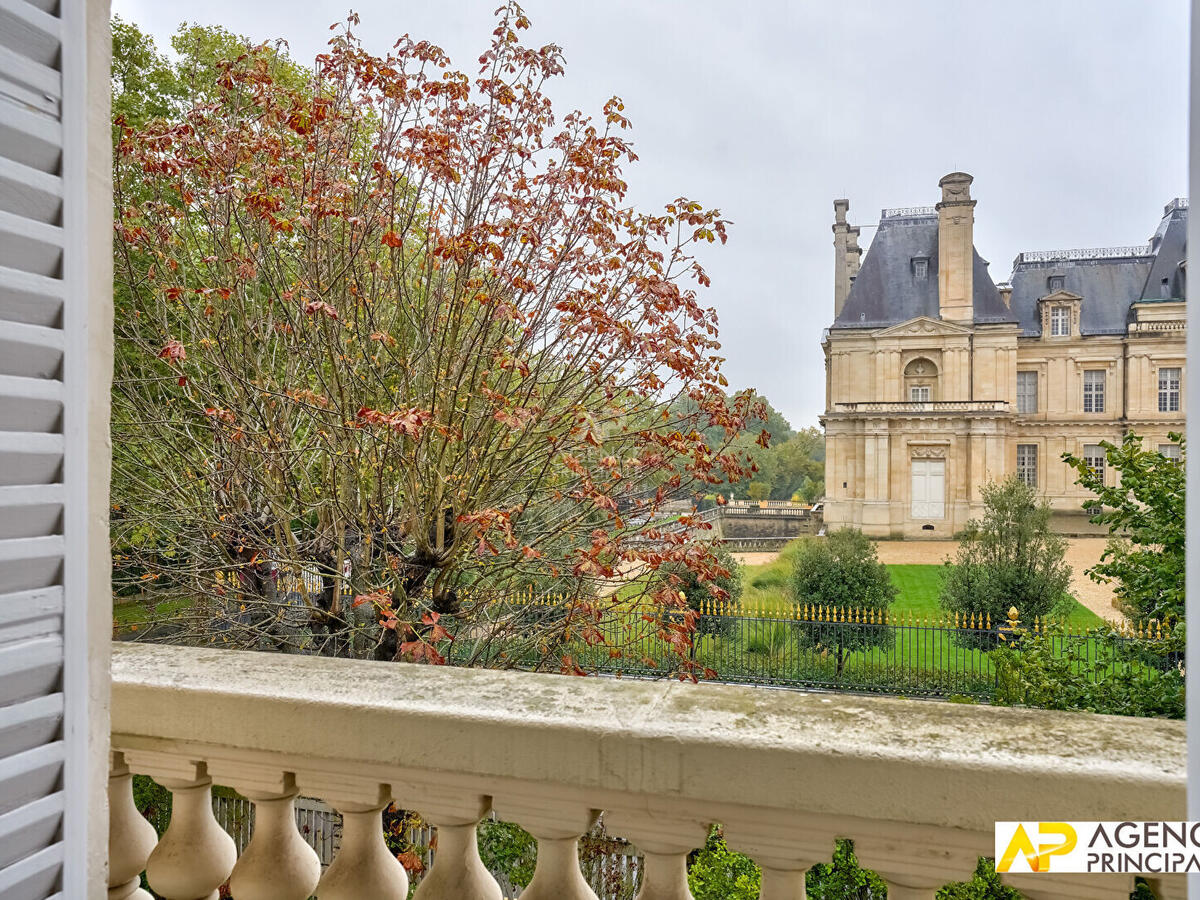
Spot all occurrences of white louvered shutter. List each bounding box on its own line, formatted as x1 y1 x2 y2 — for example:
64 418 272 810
1 0 99 897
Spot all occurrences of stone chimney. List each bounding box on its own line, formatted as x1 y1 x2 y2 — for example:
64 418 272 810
935 172 976 322
833 199 856 317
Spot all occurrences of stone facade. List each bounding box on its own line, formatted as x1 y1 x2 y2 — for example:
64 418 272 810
821 174 1186 538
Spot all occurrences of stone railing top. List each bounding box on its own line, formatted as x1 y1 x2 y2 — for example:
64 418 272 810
1016 245 1154 264
880 206 936 219
830 400 1010 414
111 643 1184 833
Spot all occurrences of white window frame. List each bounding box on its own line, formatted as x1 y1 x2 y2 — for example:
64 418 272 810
1016 444 1038 487
1160 443 1182 462
1049 305 1070 336
1016 371 1038 414
1083 370 1106 413
909 385 931 403
1083 444 1107 483
1158 366 1182 413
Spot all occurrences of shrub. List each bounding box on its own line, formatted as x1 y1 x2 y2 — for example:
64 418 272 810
477 819 537 889
789 529 897 672
940 476 1071 646
936 857 1022 899
992 624 1184 719
687 826 761 900
805 839 887 899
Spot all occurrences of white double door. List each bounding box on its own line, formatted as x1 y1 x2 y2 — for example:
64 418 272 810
910 459 945 519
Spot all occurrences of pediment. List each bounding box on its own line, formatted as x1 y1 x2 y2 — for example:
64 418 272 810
873 316 973 338
1038 289 1083 303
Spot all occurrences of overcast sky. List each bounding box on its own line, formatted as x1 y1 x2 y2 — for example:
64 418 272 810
112 1 1189 429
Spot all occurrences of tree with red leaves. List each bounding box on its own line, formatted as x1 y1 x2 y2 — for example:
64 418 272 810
111 5 762 675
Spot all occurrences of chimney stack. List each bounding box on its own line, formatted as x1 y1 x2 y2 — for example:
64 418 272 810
833 199 855 317
936 172 976 322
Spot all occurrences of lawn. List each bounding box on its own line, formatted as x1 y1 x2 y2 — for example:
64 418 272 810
740 546 1104 628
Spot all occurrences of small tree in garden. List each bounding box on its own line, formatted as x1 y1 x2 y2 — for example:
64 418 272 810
940 476 1071 644
1063 433 1185 623
111 5 762 675
658 543 742 644
789 529 897 673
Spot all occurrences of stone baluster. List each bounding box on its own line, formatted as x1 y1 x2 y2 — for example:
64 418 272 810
493 796 599 900
852 822 986 900
394 784 500 900
603 810 708 900
205 760 320 900
297 776 408 899
723 815 827 900
122 751 236 900
107 752 158 900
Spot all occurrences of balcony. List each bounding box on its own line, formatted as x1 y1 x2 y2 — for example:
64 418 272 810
107 643 1185 900
827 400 1012 416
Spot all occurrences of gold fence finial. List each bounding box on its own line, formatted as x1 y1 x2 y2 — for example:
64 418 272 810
1007 606 1020 630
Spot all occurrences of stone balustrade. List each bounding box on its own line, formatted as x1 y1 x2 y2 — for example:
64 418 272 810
830 400 1011 415
109 643 1185 900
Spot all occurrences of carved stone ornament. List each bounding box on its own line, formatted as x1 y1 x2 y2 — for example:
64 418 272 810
910 445 947 459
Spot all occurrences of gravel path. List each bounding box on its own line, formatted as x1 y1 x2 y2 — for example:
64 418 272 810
733 537 1122 623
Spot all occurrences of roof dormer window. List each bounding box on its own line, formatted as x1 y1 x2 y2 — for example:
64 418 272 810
1161 276 1170 298
912 257 929 280
1048 275 1065 292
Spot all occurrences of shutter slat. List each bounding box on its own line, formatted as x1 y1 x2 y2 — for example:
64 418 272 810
0 740 64 816
0 535 63 593
0 208 62 277
0 95 60 173
0 432 63 486
0 485 62 541
0 586 62 646
0 373 63 433
0 264 63 327
0 693 62 758
0 791 63 871
0 42 60 101
0 840 63 899
0 153 62 224
0 635 60 704
0 320 62 379
0 0 62 68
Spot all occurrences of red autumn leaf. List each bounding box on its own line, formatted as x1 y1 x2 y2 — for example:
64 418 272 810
157 339 186 361
381 230 402 248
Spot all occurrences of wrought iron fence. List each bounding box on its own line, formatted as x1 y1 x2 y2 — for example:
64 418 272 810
475 595 1173 702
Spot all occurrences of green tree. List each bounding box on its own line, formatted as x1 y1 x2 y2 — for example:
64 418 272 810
769 427 825 501
805 840 887 899
1063 433 1185 623
790 529 897 672
940 476 1071 643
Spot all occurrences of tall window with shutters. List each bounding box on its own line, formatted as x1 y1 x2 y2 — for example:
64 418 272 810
1082 370 1106 413
1016 371 1037 414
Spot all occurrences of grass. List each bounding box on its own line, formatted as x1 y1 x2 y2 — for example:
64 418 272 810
112 594 194 632
739 544 1105 628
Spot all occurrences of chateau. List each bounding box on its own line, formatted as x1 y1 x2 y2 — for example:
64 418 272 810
821 173 1186 538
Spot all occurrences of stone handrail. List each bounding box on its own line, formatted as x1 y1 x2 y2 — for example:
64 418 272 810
108 642 1185 900
831 400 1011 414
1129 320 1187 333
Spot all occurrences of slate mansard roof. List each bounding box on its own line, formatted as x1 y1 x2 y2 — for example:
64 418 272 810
831 209 1013 330
832 199 1187 335
1004 199 1187 337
